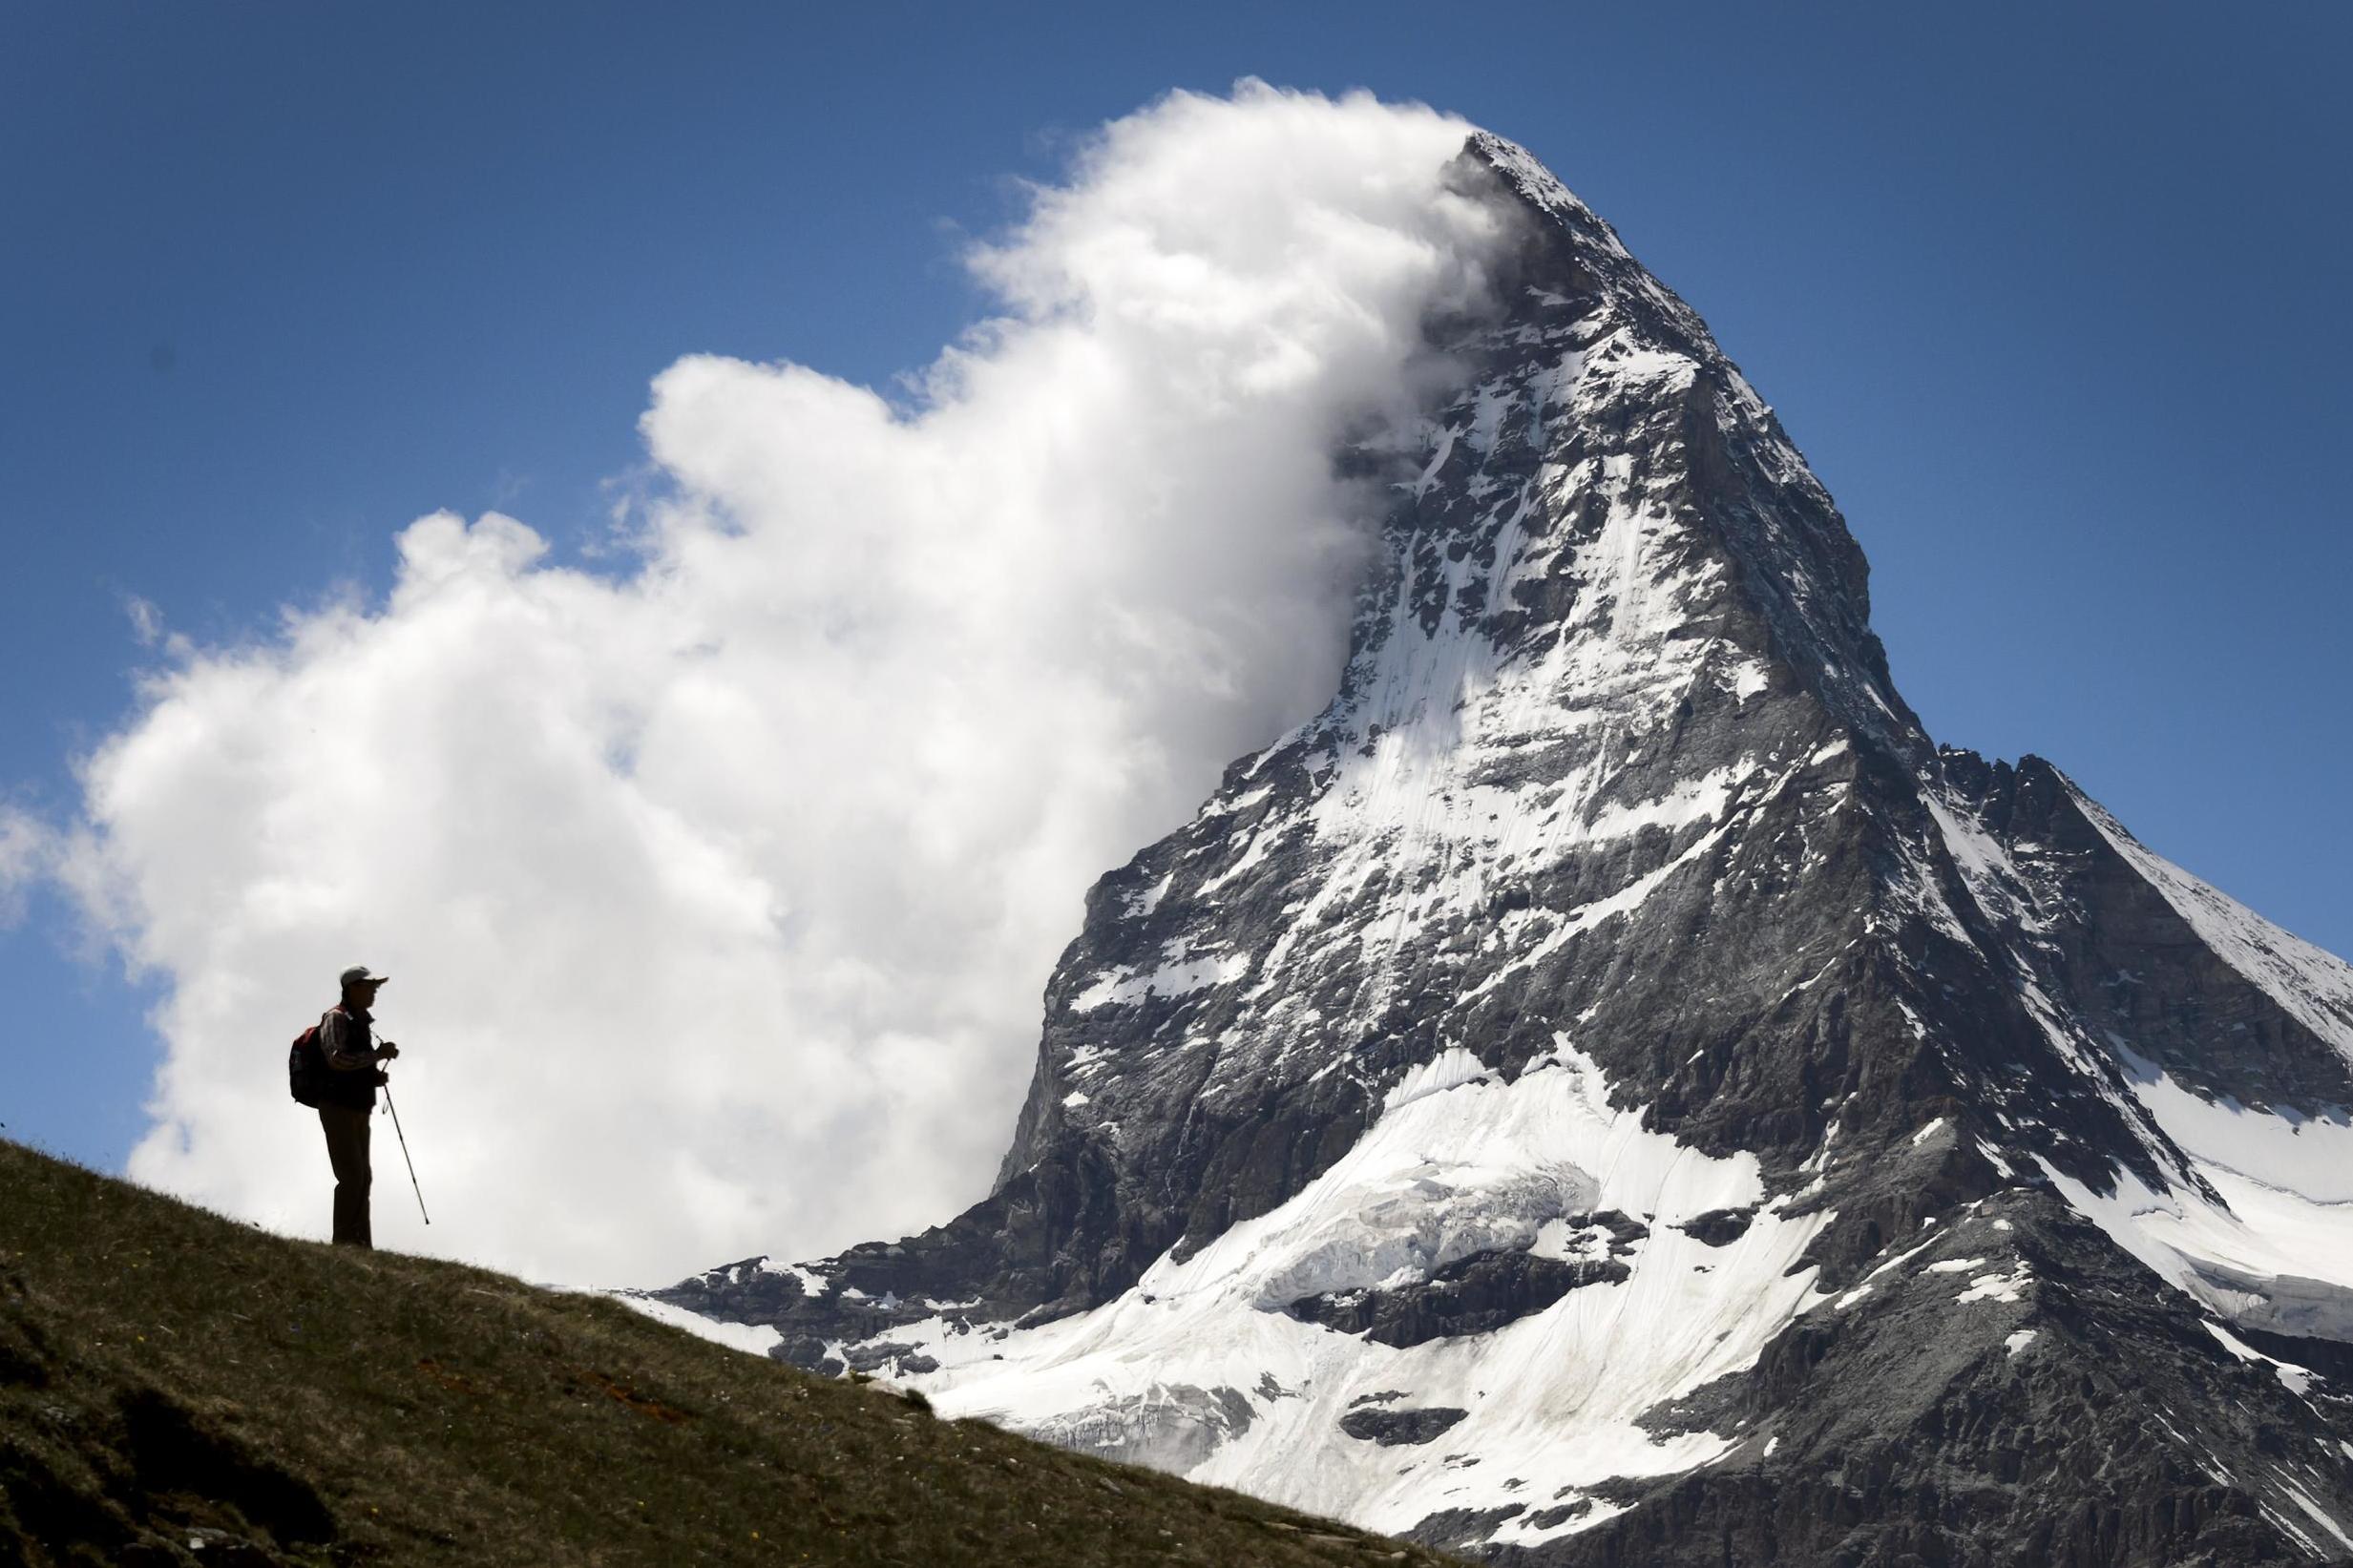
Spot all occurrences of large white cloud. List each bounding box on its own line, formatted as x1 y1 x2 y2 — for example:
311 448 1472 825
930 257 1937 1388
62 83 1507 1286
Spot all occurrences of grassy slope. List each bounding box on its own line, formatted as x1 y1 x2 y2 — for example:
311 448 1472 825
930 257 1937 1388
0 1139 1460 1567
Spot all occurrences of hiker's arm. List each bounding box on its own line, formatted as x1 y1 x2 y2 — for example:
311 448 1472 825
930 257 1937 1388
319 1012 374 1073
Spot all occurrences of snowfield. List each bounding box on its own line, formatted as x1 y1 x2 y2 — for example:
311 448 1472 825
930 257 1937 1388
871 1043 1829 1544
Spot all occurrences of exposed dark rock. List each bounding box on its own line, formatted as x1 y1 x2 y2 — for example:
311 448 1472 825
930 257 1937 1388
1340 1407 1469 1447
1674 1207 1756 1246
1523 1501 1591 1532
837 1341 931 1374
1290 1249 1620 1348
1567 1211 1650 1254
1407 1505 1527 1553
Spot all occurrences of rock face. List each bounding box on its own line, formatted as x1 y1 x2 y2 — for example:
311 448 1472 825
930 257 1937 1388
652 134 2353 1564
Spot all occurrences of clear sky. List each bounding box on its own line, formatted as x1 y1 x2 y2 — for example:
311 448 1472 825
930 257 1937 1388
4 3 2348 1188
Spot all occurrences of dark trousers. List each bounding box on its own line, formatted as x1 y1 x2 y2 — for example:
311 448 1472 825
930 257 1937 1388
318 1103 373 1247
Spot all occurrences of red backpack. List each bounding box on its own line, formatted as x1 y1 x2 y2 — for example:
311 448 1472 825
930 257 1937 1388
287 1014 331 1106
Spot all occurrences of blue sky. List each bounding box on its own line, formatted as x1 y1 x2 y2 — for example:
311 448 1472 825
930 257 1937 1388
5 2 2348 1177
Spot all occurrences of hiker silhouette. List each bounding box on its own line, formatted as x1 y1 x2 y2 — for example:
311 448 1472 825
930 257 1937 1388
314 965 399 1247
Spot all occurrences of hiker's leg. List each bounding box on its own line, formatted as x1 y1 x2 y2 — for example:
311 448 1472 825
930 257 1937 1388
350 1108 372 1248
319 1106 354 1243
318 1105 373 1247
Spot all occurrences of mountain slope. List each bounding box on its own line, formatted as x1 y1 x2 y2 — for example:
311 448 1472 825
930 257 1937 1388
659 132 2353 1565
0 1139 1464 1567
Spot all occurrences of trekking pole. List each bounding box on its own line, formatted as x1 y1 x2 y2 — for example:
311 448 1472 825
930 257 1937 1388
381 1082 431 1226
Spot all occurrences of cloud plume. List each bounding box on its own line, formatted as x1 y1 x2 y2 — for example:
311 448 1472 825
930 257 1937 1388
66 83 1506 1285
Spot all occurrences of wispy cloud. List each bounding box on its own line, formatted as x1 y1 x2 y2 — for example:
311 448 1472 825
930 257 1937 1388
0 808 53 930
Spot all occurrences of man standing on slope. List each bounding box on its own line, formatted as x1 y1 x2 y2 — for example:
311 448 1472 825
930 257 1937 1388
318 965 400 1247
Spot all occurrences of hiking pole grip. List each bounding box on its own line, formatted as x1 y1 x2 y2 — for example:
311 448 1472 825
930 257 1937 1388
381 1082 431 1226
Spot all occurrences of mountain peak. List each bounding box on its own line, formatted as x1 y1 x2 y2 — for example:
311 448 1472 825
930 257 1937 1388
1460 129 1594 222
1389 136 1922 760
661 134 2353 1566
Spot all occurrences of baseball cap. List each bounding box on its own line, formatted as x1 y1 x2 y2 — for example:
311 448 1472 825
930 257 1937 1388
338 965 390 990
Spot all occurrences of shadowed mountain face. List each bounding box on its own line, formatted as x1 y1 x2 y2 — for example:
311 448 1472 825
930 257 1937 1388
654 135 2353 1565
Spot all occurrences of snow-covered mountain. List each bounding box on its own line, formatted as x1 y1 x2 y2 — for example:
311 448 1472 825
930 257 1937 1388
649 134 2353 1564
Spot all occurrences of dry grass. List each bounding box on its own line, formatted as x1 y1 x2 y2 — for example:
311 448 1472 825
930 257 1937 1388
0 1139 1463 1567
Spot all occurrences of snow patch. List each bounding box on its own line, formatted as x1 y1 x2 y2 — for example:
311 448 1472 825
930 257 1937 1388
1383 1047 1490 1111
2040 1139 2353 1341
1956 1265 2030 1305
613 1292 784 1356
1072 951 1252 1012
2119 1052 2353 1203
2204 1322 2318 1397
755 1257 831 1299
1129 872 1173 918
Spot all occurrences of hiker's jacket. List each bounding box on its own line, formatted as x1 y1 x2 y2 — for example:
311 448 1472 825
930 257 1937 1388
317 1004 379 1111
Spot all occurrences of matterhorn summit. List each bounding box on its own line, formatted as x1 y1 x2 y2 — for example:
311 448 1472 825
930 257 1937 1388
654 133 2353 1565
